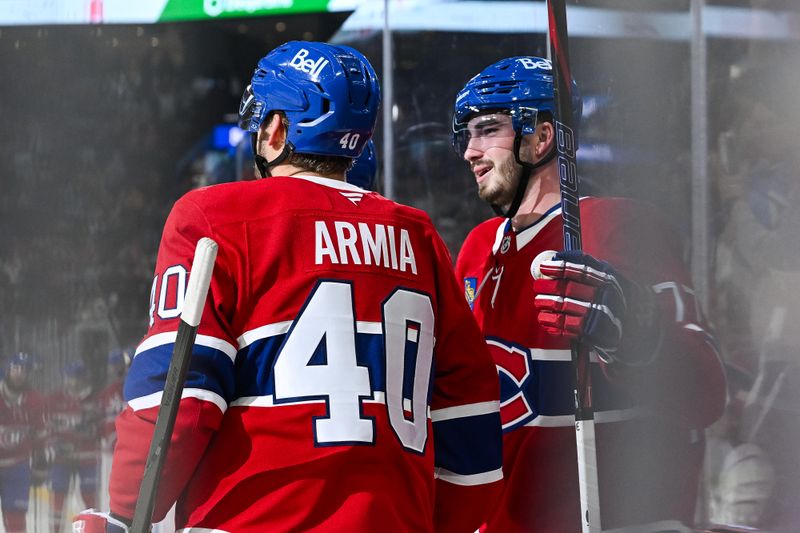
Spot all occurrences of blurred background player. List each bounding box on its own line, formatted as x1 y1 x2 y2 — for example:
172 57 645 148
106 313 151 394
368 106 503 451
46 359 101 533
0 352 45 533
97 349 131 451
452 56 727 532
74 40 502 533
346 138 378 191
96 348 132 513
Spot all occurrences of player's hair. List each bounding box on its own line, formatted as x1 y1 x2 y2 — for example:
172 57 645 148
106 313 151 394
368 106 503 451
263 111 354 176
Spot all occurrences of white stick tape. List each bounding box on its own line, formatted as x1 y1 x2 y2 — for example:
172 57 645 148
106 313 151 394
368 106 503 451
181 237 218 327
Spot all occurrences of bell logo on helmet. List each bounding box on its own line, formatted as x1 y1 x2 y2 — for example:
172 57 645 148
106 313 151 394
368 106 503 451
288 48 330 79
518 58 551 71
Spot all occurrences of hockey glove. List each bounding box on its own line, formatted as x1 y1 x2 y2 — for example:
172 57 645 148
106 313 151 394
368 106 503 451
72 509 130 533
533 250 661 365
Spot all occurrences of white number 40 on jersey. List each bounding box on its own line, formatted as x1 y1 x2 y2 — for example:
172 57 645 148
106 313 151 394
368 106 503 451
275 281 434 453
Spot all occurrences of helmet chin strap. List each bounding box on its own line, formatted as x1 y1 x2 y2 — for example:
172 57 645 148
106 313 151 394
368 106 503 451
491 131 557 219
251 134 295 179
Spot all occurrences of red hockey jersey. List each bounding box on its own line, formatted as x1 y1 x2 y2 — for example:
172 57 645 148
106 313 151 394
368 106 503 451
0 382 45 465
111 175 503 532
455 198 726 533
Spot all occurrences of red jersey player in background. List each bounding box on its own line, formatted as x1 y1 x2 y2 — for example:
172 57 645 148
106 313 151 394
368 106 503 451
96 349 131 451
46 359 101 533
452 56 727 532
74 40 502 533
0 352 45 533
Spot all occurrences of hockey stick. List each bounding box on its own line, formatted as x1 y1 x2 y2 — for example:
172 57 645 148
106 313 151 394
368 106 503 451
547 1 601 531
130 237 218 533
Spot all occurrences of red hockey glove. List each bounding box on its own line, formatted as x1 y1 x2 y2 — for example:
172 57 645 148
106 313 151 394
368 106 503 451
533 250 661 365
72 509 130 533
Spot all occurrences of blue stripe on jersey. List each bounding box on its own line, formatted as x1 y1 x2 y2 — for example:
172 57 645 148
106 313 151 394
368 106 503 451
234 335 284 398
500 360 633 420
125 342 236 403
357 333 387 393
433 412 503 475
233 331 421 401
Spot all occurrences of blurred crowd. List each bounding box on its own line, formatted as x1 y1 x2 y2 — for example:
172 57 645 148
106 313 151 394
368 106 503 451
0 25 241 339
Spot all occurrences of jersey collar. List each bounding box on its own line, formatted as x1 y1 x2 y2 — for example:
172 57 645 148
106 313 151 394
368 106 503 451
292 174 367 192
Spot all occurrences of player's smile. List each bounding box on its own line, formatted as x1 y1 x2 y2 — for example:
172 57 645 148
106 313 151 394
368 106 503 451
472 161 493 183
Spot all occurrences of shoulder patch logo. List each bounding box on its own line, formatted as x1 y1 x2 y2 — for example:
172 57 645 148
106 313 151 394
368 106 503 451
500 234 511 254
464 277 478 310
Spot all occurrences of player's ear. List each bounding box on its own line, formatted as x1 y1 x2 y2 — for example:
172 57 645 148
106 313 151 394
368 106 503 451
258 114 286 154
535 121 555 158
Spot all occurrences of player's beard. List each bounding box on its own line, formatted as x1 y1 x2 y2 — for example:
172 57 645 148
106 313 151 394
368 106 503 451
477 154 521 208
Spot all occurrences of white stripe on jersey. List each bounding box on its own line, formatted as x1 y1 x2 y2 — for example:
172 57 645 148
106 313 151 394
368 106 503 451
136 332 237 362
231 391 433 418
431 401 500 422
237 320 385 350
355 321 383 334
237 321 293 349
528 348 601 363
129 388 227 414
434 466 503 486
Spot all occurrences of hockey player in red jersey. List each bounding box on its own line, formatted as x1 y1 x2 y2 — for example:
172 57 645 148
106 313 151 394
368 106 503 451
0 353 45 533
46 359 102 533
74 41 502 533
96 349 130 450
452 56 727 532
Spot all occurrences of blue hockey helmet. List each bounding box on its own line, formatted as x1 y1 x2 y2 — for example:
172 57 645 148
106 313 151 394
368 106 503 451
64 359 86 378
347 139 377 190
7 352 34 370
452 56 582 156
239 41 380 162
108 348 132 368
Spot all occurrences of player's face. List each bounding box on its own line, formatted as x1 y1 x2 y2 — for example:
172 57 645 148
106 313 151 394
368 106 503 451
66 375 83 395
7 364 28 390
461 113 522 205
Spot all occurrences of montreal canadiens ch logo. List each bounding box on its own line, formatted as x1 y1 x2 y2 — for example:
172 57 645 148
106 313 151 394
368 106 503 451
486 338 536 430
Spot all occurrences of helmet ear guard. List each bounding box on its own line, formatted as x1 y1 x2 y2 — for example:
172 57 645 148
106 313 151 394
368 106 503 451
347 139 378 190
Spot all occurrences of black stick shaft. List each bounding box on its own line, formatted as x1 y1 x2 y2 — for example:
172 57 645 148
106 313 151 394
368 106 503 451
547 1 601 531
130 237 217 533
130 321 197 533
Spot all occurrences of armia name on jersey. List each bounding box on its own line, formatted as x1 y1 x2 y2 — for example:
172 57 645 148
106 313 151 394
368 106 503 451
315 220 418 275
